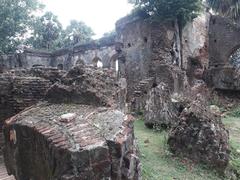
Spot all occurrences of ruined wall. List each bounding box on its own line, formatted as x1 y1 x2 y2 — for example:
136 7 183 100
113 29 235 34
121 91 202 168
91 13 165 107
0 67 65 126
73 46 116 68
182 13 210 70
209 15 240 67
0 74 51 123
116 15 182 101
0 50 52 72
0 37 116 72
206 15 240 90
3 65 140 180
0 75 49 155
51 49 74 70
4 104 140 180
22 50 53 68
0 54 22 72
116 16 152 99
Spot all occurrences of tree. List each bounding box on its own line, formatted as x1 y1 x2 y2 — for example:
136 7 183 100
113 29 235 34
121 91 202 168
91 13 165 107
27 12 63 50
62 20 94 47
130 0 202 27
0 0 43 53
207 0 240 20
103 30 116 38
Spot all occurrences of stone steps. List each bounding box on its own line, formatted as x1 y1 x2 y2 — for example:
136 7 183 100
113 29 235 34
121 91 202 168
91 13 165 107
133 77 154 97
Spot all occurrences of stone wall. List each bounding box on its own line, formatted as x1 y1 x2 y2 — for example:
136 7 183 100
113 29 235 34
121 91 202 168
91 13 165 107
0 67 65 124
23 50 53 68
3 64 140 180
72 46 116 68
0 36 116 72
206 15 240 90
0 50 52 72
182 13 210 70
0 72 52 154
209 15 240 67
116 14 183 101
4 104 140 180
0 54 22 72
0 74 51 124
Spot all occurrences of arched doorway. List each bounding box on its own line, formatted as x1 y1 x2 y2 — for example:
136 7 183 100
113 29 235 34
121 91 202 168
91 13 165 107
229 47 240 68
92 57 103 68
110 54 119 72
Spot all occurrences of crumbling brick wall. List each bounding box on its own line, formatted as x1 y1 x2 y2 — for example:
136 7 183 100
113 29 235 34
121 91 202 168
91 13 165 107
0 73 51 155
0 36 116 72
3 104 140 180
0 74 51 123
3 64 140 180
116 15 180 101
209 16 240 68
206 15 240 90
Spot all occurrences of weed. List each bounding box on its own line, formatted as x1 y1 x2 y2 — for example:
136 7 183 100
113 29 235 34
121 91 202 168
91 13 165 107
227 106 240 117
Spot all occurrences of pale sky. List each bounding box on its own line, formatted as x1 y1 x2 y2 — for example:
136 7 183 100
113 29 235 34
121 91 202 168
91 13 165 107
40 0 133 38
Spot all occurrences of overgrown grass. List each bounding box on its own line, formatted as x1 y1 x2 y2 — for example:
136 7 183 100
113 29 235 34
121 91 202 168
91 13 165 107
134 120 222 180
222 116 240 176
134 106 240 180
227 107 240 118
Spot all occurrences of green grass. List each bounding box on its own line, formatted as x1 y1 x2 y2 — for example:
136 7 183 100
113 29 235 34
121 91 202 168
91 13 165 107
134 109 240 180
134 120 222 180
226 107 240 118
222 116 240 176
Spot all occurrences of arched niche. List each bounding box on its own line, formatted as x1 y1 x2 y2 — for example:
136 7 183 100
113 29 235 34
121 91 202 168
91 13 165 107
75 59 85 66
57 64 63 70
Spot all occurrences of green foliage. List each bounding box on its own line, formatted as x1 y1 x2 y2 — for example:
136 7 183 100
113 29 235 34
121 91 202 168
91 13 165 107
207 0 240 20
27 12 63 50
130 0 202 26
222 116 240 178
135 115 240 179
27 15 94 50
229 142 240 177
62 20 94 47
0 0 43 53
227 106 240 117
103 30 116 38
0 1 94 52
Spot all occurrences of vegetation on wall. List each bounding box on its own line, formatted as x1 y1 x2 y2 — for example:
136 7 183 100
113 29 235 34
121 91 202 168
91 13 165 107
129 0 202 27
207 0 240 20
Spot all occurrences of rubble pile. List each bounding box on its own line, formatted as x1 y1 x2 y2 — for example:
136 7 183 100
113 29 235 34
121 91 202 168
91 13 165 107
3 65 140 180
144 83 178 128
46 65 118 107
168 101 230 170
3 104 140 180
